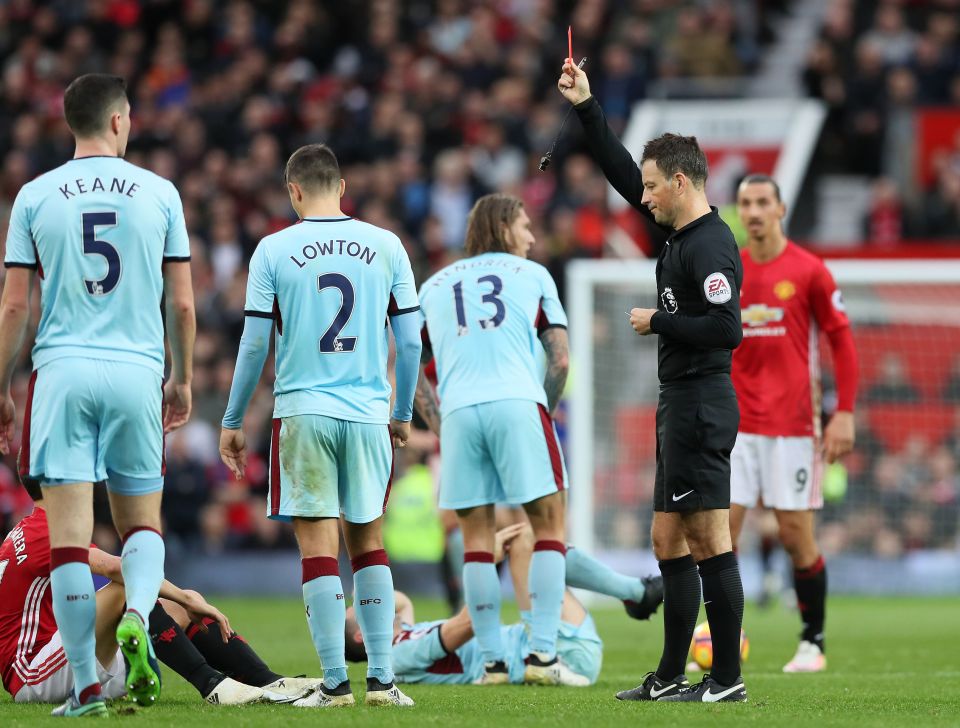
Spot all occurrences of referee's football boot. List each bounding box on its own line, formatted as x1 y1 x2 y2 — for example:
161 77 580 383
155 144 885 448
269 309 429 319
117 611 162 707
615 671 689 701
658 674 747 703
364 678 415 706
473 660 510 685
623 575 665 621
50 691 108 718
293 679 355 708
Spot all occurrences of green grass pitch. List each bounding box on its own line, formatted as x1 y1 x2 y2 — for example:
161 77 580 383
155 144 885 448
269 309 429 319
3 596 958 727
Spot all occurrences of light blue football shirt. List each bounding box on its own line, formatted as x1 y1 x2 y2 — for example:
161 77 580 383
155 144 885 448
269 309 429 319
3 156 190 375
245 216 419 424
392 619 487 685
418 252 567 417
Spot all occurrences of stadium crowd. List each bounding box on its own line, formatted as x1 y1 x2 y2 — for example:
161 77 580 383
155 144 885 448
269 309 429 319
803 0 960 241
0 0 958 557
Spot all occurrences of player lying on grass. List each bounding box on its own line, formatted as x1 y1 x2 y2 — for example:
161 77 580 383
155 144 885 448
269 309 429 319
344 524 664 685
1 481 320 706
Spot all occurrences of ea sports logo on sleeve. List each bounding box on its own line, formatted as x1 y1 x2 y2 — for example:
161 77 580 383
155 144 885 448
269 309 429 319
704 272 732 304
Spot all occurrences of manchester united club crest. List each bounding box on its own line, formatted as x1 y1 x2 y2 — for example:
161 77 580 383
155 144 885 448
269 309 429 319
774 280 796 301
661 286 678 314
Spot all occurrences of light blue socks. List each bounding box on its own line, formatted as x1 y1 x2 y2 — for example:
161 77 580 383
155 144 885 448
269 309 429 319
301 556 347 689
528 542 566 657
352 552 395 684
50 549 99 697
463 552 504 664
565 545 645 602
120 528 165 620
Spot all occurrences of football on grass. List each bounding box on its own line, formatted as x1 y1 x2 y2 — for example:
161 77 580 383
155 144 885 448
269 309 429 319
689 621 750 670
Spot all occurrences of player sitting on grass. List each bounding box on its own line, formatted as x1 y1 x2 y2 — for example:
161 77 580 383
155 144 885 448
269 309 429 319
344 524 664 686
1 480 320 706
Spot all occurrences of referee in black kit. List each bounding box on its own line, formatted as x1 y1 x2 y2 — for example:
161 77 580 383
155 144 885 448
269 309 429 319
558 61 747 703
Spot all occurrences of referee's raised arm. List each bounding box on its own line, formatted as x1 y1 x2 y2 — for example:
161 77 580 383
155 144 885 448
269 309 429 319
557 61 662 228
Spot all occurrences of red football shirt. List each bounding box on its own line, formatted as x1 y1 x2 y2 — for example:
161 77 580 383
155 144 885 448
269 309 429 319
0 508 64 697
733 242 850 437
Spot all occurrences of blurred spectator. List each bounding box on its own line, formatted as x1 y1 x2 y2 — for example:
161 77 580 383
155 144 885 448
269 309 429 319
863 177 904 246
805 0 960 238
862 4 918 66
865 353 922 403
942 355 960 402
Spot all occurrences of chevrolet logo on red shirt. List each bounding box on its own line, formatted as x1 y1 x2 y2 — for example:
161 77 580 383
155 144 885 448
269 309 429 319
741 304 784 327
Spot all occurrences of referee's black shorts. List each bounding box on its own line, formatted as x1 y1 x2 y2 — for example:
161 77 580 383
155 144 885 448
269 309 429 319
653 373 739 513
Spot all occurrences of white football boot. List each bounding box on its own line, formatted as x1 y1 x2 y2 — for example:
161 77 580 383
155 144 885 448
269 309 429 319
556 661 591 687
292 681 356 708
203 677 269 705
364 680 415 707
259 677 323 700
783 640 827 673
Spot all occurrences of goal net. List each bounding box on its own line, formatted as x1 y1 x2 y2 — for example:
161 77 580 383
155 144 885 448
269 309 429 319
566 259 960 591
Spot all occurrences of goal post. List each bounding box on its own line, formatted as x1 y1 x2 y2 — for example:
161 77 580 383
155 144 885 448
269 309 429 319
566 258 960 579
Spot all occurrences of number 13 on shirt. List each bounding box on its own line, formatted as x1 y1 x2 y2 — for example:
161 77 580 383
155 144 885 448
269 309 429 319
452 274 505 335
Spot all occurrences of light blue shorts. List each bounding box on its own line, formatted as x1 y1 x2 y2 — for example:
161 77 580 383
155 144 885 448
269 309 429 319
268 414 393 524
20 358 163 495
438 399 567 510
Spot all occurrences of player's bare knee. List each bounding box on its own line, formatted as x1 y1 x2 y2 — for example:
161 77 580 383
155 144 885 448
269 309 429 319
777 514 816 562
159 598 190 629
522 493 565 539
651 528 687 561
294 516 341 558
341 518 384 559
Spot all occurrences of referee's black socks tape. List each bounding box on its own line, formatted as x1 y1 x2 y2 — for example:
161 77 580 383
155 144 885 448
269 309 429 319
698 551 745 687
656 555 700 680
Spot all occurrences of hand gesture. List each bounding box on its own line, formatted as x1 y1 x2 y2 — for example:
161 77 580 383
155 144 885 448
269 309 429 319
629 308 657 336
163 380 192 433
823 411 855 464
494 523 528 563
219 427 248 480
0 394 15 456
557 59 592 106
180 589 232 643
390 418 411 449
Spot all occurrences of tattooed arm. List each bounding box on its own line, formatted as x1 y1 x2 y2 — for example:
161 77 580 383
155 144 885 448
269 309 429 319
414 369 441 435
414 337 442 435
539 326 570 415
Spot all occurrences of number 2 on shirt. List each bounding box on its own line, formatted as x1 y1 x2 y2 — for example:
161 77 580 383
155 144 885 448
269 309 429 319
452 275 505 336
317 272 357 353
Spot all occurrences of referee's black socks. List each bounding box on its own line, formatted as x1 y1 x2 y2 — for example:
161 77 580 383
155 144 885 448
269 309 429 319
698 551 745 686
655 555 701 680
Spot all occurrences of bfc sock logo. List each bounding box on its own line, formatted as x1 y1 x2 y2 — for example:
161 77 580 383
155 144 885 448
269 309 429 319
359 598 382 606
66 593 90 601
475 603 495 611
